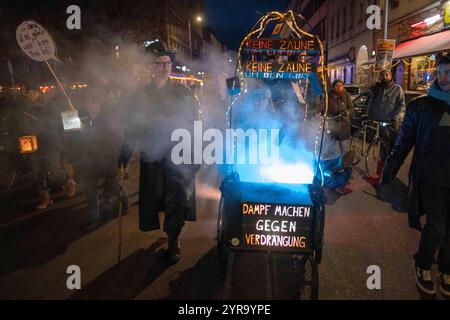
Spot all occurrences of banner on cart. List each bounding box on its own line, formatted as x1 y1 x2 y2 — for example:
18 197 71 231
243 61 317 80
240 202 312 252
243 38 319 53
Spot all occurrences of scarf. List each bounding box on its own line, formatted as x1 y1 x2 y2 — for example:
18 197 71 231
428 80 450 106
380 79 394 89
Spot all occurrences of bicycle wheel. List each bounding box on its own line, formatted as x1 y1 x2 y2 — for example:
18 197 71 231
349 130 363 165
294 255 319 300
365 138 387 178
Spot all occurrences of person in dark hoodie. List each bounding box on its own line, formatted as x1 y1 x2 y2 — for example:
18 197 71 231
381 54 450 297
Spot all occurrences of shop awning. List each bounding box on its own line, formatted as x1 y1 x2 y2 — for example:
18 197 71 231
393 30 450 59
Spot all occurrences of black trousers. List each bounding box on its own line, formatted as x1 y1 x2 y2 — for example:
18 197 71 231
27 152 64 193
415 183 450 273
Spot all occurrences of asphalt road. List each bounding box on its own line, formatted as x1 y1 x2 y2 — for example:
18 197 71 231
0 150 446 300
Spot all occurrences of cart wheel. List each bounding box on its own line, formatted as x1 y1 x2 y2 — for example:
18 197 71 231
216 196 229 266
295 255 319 300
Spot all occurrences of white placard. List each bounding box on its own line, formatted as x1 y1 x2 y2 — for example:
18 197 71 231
61 110 81 131
16 20 57 62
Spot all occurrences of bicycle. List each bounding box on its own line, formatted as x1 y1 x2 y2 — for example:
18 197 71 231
349 119 393 178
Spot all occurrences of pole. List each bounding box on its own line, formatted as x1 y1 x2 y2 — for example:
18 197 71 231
188 19 192 60
384 0 389 39
117 165 125 262
44 60 76 111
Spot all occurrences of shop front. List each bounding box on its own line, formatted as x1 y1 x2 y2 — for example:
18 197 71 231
392 29 450 92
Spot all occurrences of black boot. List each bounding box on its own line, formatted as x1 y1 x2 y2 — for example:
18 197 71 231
167 236 181 263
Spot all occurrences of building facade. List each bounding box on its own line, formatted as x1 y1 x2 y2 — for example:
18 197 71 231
288 0 450 91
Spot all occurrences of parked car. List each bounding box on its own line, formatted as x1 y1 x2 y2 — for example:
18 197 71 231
351 90 424 130
344 84 363 100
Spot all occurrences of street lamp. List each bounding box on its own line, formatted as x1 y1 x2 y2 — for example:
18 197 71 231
188 15 203 60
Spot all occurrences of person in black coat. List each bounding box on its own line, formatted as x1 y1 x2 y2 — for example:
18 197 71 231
119 41 200 262
381 54 450 297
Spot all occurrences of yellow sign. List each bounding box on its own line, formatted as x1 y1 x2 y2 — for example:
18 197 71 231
445 2 450 27
19 135 38 153
375 39 396 71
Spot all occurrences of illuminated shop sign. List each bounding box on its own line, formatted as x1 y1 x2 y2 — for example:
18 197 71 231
241 202 312 252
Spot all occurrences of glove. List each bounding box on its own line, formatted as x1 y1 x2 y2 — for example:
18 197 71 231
338 111 348 118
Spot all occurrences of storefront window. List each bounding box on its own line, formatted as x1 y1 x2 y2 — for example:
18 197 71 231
409 56 436 91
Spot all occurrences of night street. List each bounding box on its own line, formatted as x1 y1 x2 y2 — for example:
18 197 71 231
1 0 450 304
0 151 443 300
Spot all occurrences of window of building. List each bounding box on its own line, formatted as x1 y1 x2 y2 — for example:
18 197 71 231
343 8 347 34
330 17 334 40
349 3 354 29
390 0 400 9
336 13 340 38
408 56 436 91
359 1 364 24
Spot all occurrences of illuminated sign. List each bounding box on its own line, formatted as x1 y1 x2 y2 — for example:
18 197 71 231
244 38 318 51
241 202 312 252
19 135 38 153
244 61 316 73
61 110 81 131
375 39 396 72
445 3 450 29
243 61 317 80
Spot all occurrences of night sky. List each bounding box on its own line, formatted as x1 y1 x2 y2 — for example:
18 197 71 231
204 0 290 50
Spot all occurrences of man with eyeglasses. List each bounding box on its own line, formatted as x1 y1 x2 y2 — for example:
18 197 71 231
119 40 200 262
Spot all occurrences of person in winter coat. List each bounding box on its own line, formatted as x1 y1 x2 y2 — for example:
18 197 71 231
16 83 66 209
381 54 450 297
119 41 200 262
366 69 406 161
318 79 355 195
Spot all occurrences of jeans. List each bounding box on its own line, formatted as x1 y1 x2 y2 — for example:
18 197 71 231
414 183 450 273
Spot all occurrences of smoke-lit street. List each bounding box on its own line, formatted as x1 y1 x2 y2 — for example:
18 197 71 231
2 0 450 305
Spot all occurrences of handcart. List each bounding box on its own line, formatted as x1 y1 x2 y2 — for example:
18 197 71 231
216 10 330 300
